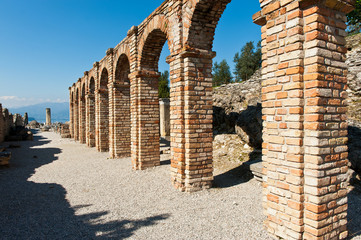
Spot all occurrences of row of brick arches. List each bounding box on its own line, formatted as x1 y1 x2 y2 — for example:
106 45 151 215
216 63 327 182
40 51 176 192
68 0 355 239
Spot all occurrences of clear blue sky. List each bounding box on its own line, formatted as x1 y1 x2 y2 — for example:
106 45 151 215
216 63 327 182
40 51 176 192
0 0 261 108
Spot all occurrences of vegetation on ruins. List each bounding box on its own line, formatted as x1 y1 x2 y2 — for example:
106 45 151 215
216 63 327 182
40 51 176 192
212 59 233 87
347 0 361 34
233 41 262 82
158 70 170 98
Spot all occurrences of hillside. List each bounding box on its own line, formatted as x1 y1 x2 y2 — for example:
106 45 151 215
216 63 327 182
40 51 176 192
9 102 69 123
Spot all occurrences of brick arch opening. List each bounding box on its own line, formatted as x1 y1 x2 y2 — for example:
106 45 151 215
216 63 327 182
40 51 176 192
79 83 86 144
87 77 96 147
98 68 109 152
132 26 170 169
140 29 168 72
112 54 131 158
70 91 75 138
186 0 231 51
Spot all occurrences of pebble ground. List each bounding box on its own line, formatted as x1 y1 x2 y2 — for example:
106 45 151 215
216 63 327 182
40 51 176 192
0 131 360 239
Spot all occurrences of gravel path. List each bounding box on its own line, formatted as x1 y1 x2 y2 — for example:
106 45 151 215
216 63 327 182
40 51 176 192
0 131 360 239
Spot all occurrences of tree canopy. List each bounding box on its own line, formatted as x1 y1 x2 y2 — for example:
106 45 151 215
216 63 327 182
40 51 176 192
158 70 170 98
233 41 262 82
347 0 361 34
212 59 233 87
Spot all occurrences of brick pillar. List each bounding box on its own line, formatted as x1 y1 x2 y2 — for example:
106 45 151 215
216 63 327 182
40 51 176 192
96 87 109 152
109 82 131 158
301 1 353 239
69 88 74 138
106 49 115 157
129 70 160 170
73 96 79 141
86 92 96 147
79 95 86 144
255 0 354 239
167 49 214 192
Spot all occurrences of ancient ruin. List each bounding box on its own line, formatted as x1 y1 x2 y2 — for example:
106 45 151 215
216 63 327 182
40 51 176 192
0 104 30 143
68 0 355 239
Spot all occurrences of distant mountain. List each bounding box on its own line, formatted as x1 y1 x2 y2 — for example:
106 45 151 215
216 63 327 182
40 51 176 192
9 102 69 123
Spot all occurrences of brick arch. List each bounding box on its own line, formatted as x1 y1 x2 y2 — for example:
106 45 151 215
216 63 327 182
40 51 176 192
99 67 109 89
115 54 131 85
184 0 231 51
88 77 95 93
81 82 86 97
138 14 170 71
114 44 131 75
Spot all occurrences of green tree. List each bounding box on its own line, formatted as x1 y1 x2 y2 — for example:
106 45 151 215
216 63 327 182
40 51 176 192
212 59 233 87
233 40 262 82
158 70 170 98
347 0 361 34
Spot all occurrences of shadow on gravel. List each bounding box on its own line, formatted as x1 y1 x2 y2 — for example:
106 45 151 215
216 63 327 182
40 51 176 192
213 165 249 188
348 189 361 238
213 150 261 188
0 130 169 239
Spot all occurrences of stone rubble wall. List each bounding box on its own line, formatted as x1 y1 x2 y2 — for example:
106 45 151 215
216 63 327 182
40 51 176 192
346 33 361 177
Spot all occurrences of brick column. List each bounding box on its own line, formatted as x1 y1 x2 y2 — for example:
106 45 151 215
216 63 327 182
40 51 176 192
167 49 214 192
86 92 96 147
93 62 101 151
129 70 160 170
69 88 74 138
255 0 354 239
74 94 79 141
301 1 353 239
96 87 109 152
79 94 86 144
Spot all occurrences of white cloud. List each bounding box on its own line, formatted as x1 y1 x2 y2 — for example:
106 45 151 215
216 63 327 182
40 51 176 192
0 96 17 100
0 96 67 108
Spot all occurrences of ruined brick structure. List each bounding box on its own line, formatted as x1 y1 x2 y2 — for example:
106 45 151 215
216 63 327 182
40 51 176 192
68 0 355 239
0 104 23 143
0 104 4 143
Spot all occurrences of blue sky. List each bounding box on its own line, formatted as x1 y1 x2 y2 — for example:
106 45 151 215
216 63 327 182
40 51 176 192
0 0 261 108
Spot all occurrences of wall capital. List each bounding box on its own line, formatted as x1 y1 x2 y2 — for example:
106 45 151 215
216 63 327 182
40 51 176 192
127 25 138 37
166 48 216 64
129 70 160 78
252 10 266 26
106 48 114 56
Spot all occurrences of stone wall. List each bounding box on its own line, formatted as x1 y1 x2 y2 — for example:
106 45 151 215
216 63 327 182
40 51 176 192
346 33 361 177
